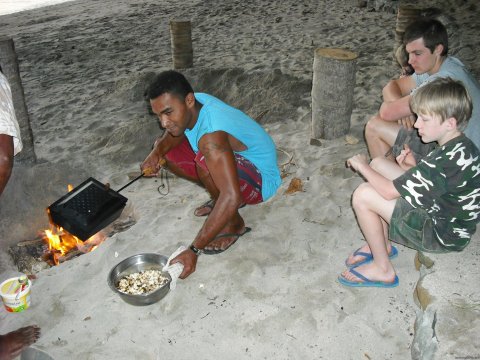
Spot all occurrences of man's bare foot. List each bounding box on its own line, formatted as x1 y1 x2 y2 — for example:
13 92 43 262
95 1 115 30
203 227 251 254
194 200 246 217
194 199 215 217
203 216 250 254
0 325 41 360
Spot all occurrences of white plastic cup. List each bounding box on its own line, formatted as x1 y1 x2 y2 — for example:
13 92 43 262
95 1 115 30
0 276 32 312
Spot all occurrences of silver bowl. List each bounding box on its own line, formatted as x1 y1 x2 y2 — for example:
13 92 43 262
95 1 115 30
107 253 171 306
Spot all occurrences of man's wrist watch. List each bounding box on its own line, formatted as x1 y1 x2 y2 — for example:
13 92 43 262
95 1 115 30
189 244 203 256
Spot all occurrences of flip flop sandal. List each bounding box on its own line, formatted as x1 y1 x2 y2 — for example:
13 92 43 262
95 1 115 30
345 245 398 268
194 199 215 217
194 200 246 217
338 267 399 288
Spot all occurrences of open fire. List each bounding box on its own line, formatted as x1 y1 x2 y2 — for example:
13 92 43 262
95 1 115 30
42 184 107 265
41 222 106 265
10 183 135 274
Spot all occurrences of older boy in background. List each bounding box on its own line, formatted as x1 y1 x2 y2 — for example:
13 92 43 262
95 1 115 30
365 19 480 164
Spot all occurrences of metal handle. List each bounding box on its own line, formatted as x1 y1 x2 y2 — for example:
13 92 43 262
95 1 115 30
116 173 145 193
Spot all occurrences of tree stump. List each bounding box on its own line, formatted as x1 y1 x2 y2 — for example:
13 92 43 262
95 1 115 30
311 48 358 142
0 36 36 163
393 6 422 59
169 21 193 69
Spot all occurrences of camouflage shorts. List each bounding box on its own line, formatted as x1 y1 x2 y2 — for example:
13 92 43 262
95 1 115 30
389 198 449 253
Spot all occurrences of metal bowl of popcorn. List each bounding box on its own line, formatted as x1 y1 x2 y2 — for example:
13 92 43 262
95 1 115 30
108 253 172 306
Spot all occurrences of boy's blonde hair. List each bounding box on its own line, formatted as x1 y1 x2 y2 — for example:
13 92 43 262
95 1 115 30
410 77 472 129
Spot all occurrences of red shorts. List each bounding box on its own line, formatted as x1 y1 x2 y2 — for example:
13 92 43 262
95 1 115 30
165 138 263 204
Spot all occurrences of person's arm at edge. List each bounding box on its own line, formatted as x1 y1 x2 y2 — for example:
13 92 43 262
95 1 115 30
0 134 14 196
347 154 400 200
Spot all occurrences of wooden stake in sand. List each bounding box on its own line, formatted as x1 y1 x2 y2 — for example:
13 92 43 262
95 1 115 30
0 36 36 163
311 48 358 142
169 21 193 69
393 6 422 58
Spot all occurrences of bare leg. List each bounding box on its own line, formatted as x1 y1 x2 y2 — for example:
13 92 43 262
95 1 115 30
163 156 213 215
345 157 404 267
195 162 219 200
373 157 405 256
0 325 40 360
369 157 406 180
189 160 222 214
342 183 397 283
365 114 402 159
164 159 202 184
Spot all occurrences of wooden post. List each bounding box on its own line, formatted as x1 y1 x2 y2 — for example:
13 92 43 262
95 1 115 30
169 21 193 69
311 48 358 142
393 6 422 60
0 36 36 163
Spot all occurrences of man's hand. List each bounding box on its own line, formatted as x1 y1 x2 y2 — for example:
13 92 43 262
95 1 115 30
170 249 198 279
141 153 166 177
396 144 416 171
397 114 416 129
346 154 369 173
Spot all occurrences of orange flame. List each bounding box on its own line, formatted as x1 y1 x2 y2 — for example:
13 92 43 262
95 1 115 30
42 184 106 265
42 225 106 265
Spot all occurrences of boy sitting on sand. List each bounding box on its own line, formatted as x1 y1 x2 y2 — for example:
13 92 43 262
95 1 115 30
339 77 480 288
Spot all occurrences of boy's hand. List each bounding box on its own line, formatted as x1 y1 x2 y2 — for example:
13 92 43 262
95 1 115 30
346 154 369 172
397 115 416 129
396 144 416 170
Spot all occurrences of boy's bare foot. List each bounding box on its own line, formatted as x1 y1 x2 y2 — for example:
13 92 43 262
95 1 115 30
0 325 41 360
345 243 397 267
341 262 397 284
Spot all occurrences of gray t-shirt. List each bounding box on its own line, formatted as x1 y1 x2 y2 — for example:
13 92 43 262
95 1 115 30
414 57 480 150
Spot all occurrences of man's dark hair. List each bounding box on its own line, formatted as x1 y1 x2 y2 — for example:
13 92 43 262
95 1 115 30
146 70 194 100
403 18 448 56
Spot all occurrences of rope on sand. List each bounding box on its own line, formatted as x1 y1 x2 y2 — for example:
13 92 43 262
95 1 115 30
277 147 296 178
157 168 170 197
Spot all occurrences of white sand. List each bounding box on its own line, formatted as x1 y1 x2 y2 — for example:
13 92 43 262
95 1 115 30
0 0 76 16
0 0 479 359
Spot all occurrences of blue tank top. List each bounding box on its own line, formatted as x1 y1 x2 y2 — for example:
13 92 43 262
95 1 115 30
184 93 281 201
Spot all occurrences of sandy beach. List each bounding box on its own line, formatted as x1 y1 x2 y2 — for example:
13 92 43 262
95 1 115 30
0 0 479 359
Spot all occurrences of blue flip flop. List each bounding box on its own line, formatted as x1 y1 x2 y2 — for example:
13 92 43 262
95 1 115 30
345 245 398 268
338 267 399 288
